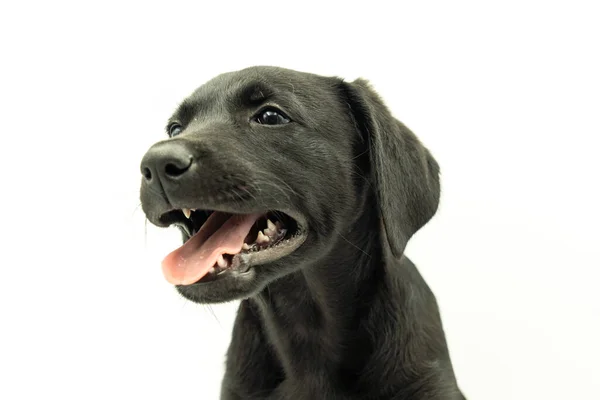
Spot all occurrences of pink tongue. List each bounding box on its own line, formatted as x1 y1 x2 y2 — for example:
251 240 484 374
162 212 262 285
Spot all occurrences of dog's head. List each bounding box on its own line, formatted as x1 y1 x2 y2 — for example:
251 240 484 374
139 66 440 303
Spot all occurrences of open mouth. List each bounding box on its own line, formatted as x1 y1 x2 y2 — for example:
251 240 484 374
158 209 306 285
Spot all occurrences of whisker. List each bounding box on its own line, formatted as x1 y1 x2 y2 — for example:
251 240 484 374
131 202 143 218
334 229 372 258
352 148 370 160
144 217 148 248
204 304 222 328
350 168 373 190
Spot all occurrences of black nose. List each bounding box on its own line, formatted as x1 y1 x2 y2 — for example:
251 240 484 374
140 140 194 186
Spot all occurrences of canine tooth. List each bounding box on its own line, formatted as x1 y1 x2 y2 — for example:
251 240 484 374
217 255 227 268
208 266 216 274
267 219 276 231
242 243 251 250
182 208 192 219
256 231 270 244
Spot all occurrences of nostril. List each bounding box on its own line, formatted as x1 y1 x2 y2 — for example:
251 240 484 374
164 158 192 177
141 143 193 183
142 167 152 181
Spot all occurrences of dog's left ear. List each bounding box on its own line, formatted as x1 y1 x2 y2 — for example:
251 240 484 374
339 78 441 258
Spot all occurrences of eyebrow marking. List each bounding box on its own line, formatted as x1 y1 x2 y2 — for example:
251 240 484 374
249 88 265 102
175 101 196 120
239 82 274 106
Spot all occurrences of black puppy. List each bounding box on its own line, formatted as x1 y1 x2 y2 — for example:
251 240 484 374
140 66 464 399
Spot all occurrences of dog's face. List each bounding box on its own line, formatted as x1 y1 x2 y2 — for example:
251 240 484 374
140 66 440 303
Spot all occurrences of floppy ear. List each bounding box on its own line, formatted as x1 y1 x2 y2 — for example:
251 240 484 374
340 78 441 258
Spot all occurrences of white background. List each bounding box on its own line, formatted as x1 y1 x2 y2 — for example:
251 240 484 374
1 1 599 399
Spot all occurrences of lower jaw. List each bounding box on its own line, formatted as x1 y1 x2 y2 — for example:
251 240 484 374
174 267 260 303
174 227 308 286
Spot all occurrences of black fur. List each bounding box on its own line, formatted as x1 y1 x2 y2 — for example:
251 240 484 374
139 66 464 399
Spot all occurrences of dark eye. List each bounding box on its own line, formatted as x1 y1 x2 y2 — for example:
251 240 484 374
168 123 183 137
254 108 291 125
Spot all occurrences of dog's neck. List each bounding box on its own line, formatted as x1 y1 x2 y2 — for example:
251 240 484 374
251 194 412 385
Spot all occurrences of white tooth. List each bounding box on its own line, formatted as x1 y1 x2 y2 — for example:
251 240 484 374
242 243 251 250
208 267 216 274
182 208 191 219
256 231 270 244
264 228 273 236
217 255 227 268
267 219 276 231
